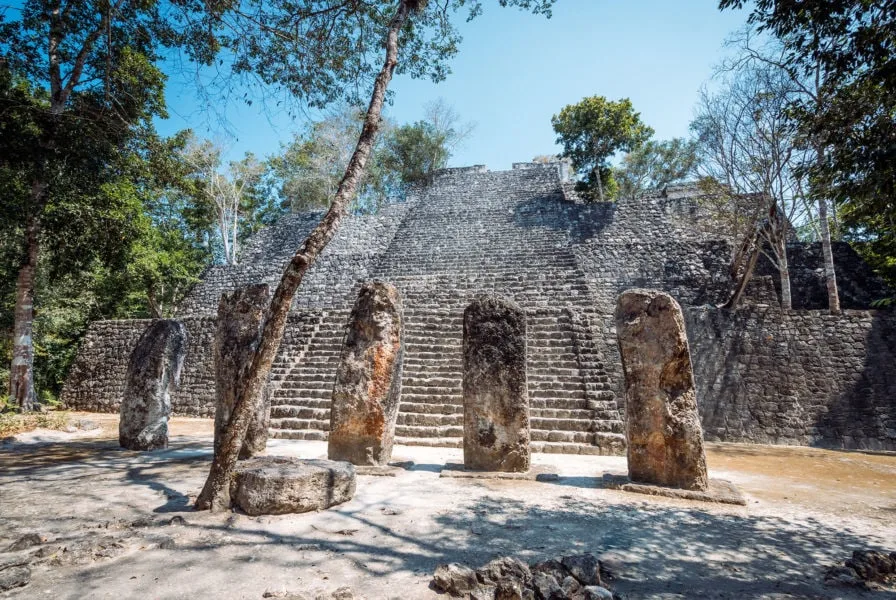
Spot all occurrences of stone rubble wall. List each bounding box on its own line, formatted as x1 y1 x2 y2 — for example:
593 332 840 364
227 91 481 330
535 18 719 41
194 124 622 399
686 307 896 450
61 313 331 418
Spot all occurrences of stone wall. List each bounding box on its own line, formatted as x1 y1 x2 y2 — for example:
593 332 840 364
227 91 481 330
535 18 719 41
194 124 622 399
62 317 217 416
687 307 896 450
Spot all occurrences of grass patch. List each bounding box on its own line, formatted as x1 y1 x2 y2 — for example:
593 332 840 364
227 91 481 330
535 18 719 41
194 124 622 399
0 410 70 437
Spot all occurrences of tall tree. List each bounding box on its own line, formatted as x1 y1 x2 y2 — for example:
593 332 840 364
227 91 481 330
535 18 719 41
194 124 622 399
551 96 654 201
0 0 210 410
267 105 391 214
692 62 817 310
376 120 450 192
615 138 699 200
183 138 265 265
194 0 556 511
717 1 896 311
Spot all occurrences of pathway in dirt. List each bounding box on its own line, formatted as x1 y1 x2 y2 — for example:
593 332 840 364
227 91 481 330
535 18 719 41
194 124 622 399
0 413 894 599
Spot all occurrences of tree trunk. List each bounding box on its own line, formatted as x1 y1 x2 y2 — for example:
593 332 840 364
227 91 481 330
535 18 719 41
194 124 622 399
722 226 761 310
817 197 841 314
194 0 412 512
777 235 792 311
593 166 605 202
10 189 44 411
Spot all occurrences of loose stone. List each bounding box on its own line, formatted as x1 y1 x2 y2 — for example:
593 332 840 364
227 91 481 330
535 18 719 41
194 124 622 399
230 457 356 516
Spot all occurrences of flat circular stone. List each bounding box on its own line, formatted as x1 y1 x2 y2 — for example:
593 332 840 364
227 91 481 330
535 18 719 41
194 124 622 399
230 457 356 516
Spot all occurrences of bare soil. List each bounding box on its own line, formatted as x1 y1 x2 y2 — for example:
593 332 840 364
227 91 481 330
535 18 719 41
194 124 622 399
1 412 894 599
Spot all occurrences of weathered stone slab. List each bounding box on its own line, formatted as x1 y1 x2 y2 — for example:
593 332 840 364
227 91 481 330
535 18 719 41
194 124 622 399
119 320 187 450
615 289 708 491
230 457 356 516
214 284 271 459
602 474 746 505
463 295 530 472
328 281 404 466
440 463 558 481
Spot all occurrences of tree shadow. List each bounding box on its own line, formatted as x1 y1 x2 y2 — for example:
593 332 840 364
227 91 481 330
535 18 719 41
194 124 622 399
816 310 896 451
3 436 895 599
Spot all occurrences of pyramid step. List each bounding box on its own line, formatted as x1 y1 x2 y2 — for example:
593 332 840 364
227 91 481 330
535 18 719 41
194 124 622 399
397 413 463 427
271 417 329 431
530 417 593 433
270 429 328 441
530 429 592 444
270 405 330 420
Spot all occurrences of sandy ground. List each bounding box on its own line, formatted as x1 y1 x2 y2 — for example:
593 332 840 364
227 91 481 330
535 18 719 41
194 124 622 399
1 412 894 600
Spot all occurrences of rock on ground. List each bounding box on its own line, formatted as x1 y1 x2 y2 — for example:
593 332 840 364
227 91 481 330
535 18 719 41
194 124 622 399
462 294 530 472
615 289 708 491
214 284 271 459
0 566 30 593
433 553 613 600
119 320 187 451
825 549 896 589
328 281 404 466
230 456 356 516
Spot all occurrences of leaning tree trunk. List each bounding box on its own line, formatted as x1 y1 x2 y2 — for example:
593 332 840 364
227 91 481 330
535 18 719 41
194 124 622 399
9 189 44 411
195 0 413 512
722 224 761 310
817 196 840 314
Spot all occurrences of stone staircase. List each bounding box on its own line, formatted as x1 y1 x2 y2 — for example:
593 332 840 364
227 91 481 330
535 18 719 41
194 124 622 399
268 310 348 441
266 167 626 453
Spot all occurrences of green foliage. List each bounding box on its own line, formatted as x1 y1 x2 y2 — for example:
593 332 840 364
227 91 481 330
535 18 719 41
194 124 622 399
378 121 450 187
615 138 699 200
200 0 555 114
720 0 896 296
552 96 654 200
267 101 468 214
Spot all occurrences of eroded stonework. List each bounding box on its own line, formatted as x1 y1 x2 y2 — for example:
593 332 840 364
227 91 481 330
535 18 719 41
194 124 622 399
462 295 530 472
119 320 187 451
328 281 404 466
214 284 271 459
615 289 708 490
64 162 896 452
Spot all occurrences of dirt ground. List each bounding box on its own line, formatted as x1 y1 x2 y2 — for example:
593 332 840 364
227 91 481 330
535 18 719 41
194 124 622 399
1 412 894 600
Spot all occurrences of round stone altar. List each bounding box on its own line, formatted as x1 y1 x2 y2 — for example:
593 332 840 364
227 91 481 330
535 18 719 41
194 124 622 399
230 456 356 516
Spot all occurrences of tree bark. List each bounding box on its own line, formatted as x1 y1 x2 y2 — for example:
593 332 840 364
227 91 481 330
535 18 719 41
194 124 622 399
9 185 44 411
593 166 605 202
195 0 412 512
817 196 841 314
776 235 792 310
722 226 761 310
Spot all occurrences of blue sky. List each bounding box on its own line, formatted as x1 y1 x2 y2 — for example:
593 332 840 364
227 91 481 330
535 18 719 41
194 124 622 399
157 1 749 170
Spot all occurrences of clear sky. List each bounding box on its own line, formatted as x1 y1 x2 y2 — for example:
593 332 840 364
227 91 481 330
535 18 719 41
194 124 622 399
157 1 750 170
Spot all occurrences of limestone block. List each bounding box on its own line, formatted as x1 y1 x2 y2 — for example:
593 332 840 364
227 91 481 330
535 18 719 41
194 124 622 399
119 320 187 450
214 284 271 459
615 289 708 490
463 294 530 472
328 281 404 466
230 457 356 516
